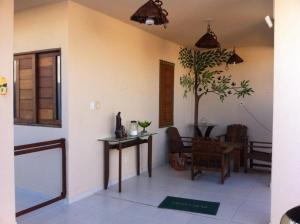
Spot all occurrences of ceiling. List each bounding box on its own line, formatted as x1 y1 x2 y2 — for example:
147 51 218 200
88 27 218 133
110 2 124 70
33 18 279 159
15 0 274 48
15 0 63 11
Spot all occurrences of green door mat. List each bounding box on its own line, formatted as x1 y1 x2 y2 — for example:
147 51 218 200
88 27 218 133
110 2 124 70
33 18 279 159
158 196 220 215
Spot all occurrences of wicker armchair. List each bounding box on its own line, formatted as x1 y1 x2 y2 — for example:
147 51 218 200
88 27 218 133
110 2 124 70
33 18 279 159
244 141 272 173
191 139 232 184
217 124 248 171
166 127 192 170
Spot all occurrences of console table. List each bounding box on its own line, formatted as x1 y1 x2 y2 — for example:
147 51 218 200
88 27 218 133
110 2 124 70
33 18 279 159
98 133 156 192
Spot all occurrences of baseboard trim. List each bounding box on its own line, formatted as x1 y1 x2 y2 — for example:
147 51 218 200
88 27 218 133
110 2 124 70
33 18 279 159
68 187 101 204
67 161 166 204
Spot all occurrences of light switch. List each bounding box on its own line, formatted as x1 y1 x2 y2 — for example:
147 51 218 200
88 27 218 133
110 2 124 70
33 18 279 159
90 101 96 110
0 76 7 95
95 101 101 109
90 101 100 110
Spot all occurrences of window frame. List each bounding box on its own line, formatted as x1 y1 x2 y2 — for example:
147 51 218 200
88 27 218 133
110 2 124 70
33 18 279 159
14 48 62 128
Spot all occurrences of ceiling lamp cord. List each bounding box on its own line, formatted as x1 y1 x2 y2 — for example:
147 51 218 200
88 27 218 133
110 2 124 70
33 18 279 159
207 24 218 42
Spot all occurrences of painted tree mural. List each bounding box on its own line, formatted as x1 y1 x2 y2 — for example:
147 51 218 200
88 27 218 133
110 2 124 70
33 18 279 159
179 47 254 128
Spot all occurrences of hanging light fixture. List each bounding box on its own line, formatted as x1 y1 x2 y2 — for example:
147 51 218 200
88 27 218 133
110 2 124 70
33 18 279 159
130 0 169 28
227 47 244 65
195 22 220 49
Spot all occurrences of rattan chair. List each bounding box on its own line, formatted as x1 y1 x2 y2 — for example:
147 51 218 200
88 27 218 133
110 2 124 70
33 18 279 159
166 127 192 170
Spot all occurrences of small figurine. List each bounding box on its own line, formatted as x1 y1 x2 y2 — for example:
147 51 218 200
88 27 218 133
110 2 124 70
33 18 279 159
115 112 127 138
115 112 123 138
121 125 127 138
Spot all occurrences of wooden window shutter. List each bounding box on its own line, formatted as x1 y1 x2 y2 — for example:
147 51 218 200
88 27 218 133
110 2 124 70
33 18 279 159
14 49 61 127
14 54 37 124
37 52 60 125
159 60 174 128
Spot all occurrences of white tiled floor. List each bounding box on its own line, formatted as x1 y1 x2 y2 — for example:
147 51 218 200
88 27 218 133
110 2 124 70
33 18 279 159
17 165 271 224
16 187 53 212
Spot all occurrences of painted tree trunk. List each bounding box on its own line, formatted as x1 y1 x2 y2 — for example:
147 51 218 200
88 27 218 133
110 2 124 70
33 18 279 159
194 95 200 136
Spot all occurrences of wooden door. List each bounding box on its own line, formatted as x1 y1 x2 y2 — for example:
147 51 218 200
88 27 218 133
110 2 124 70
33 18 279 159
159 60 174 128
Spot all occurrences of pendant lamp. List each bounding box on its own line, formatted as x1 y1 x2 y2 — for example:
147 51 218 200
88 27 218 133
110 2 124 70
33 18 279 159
227 47 244 64
131 0 169 28
195 23 220 48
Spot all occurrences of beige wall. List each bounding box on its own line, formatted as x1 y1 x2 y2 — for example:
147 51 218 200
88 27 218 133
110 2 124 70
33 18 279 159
272 0 300 223
13 1 194 202
14 1 69 196
67 1 193 200
14 1 68 144
13 0 274 207
198 47 273 142
0 0 16 223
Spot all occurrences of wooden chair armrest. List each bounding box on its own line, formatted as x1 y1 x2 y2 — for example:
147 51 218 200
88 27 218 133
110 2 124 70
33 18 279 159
251 146 272 150
250 141 272 145
181 137 193 139
247 141 272 153
194 152 222 157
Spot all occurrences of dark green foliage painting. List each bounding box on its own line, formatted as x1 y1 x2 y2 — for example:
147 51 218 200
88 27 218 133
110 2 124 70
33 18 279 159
178 47 254 126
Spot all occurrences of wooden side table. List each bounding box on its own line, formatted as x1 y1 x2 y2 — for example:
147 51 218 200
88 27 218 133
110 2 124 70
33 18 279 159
98 133 156 192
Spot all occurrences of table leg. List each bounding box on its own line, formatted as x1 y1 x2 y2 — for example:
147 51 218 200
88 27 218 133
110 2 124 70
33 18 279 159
205 126 214 138
118 143 122 193
233 149 240 172
148 135 152 178
137 144 140 176
194 126 202 137
104 141 109 190
240 147 245 167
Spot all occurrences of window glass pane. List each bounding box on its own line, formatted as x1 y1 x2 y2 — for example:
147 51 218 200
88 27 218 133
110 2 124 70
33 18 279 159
57 56 61 121
13 60 17 118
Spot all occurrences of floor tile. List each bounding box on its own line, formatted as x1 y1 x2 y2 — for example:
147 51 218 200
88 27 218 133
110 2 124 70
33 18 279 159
232 209 270 224
188 215 232 224
17 165 271 224
151 209 193 224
